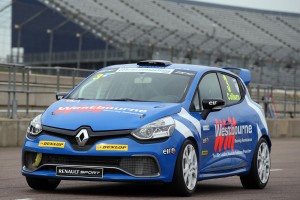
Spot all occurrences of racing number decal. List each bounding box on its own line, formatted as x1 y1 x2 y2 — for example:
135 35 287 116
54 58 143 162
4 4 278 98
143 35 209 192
93 74 103 80
223 75 240 101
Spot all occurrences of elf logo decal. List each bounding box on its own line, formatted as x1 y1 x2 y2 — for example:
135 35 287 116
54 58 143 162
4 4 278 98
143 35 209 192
214 117 252 152
163 148 176 155
209 101 217 106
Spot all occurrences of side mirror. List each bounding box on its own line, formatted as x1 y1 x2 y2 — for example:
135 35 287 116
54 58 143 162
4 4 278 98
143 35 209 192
56 92 69 100
201 99 225 120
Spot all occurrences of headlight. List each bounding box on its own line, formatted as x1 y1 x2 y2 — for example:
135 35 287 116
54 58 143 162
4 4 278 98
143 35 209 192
131 116 175 140
27 114 42 136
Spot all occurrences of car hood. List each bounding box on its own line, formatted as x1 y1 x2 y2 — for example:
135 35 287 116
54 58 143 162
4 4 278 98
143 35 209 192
42 99 182 131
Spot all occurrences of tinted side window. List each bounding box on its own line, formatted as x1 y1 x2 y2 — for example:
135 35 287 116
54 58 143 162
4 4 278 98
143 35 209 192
218 73 241 106
199 73 222 109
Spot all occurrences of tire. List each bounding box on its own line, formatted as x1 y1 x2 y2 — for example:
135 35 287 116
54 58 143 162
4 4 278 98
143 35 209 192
26 176 61 190
240 138 270 189
171 139 198 196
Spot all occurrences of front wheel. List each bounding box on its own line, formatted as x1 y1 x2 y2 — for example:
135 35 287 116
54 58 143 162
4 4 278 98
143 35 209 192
240 138 271 189
26 177 61 190
171 140 198 196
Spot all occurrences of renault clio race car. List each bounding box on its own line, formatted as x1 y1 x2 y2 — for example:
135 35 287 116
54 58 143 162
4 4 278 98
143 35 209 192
22 60 271 196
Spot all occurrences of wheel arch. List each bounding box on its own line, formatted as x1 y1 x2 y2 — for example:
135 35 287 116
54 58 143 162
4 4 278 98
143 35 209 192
261 134 272 152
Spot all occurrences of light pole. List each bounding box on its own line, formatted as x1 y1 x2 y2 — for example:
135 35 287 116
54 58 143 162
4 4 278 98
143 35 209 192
47 29 53 67
76 33 83 69
76 30 88 69
47 19 70 67
13 8 48 63
14 24 21 63
103 38 113 67
127 40 132 63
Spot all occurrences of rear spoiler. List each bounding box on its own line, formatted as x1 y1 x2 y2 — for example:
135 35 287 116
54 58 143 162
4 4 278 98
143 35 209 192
222 66 251 86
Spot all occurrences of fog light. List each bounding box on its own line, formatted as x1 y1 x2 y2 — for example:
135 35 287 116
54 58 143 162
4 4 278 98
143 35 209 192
32 153 42 167
24 151 43 171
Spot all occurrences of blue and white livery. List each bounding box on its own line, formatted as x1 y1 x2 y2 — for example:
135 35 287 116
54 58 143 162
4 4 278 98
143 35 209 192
22 60 271 196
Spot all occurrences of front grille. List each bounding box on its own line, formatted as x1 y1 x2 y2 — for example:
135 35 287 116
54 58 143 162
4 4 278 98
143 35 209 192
24 152 160 177
42 127 132 151
120 157 160 176
41 154 121 167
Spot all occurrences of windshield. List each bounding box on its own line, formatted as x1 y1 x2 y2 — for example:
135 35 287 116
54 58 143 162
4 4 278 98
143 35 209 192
68 68 195 103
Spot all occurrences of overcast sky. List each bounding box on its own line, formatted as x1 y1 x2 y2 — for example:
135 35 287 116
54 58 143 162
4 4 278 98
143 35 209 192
189 0 300 14
0 0 11 62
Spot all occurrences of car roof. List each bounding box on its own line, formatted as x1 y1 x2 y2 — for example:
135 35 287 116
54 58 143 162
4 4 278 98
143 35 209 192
104 63 224 74
102 62 251 86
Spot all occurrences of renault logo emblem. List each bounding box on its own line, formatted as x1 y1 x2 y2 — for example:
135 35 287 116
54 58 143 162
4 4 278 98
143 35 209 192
76 129 89 146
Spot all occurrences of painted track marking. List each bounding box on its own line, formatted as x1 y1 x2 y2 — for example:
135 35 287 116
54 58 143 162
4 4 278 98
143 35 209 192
270 169 283 172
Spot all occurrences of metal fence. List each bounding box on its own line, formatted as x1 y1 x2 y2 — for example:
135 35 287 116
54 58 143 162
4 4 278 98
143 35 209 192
0 63 94 118
1 63 299 119
249 84 300 119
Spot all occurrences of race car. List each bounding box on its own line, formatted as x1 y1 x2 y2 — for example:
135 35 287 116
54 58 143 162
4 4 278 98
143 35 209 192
22 60 271 196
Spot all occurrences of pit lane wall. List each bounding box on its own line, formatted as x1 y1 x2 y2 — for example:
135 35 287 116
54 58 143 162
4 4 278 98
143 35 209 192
0 118 299 147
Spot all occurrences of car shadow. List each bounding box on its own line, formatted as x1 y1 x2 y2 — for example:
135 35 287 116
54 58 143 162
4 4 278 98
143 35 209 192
41 181 244 198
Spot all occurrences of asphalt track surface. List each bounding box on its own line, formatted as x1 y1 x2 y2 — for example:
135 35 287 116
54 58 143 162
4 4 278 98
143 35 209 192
0 138 299 200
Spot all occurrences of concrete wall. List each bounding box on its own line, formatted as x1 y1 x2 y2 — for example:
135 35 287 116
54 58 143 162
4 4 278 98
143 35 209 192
0 118 31 147
0 118 300 147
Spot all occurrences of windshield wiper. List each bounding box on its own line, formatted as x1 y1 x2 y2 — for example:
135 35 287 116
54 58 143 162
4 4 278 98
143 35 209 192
106 98 142 102
67 98 89 100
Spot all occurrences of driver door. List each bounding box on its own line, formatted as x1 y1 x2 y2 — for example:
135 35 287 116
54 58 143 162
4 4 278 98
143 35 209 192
190 72 234 173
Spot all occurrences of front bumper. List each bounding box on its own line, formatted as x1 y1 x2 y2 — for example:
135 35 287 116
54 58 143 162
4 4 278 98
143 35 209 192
22 131 183 182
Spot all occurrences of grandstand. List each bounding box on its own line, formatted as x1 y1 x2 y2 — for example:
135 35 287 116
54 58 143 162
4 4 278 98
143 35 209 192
6 0 300 86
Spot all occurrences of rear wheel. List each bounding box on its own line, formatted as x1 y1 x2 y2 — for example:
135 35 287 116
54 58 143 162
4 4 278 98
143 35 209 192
240 138 270 189
26 177 61 190
171 140 198 196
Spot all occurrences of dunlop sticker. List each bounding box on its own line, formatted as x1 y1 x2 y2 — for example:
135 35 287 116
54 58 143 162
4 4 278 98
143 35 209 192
96 144 128 151
38 141 65 148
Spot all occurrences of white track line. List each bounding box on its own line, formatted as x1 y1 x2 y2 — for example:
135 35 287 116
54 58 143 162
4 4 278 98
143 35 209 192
15 198 34 200
270 169 283 172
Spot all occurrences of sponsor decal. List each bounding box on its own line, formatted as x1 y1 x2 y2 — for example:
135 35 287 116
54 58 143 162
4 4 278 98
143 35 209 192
38 141 65 148
203 125 210 131
235 138 252 143
214 117 252 152
201 150 208 156
102 72 115 77
208 101 217 106
56 166 103 178
213 149 252 158
203 137 209 144
116 68 174 74
53 104 147 115
99 68 117 73
163 148 176 155
173 70 196 76
96 144 128 151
